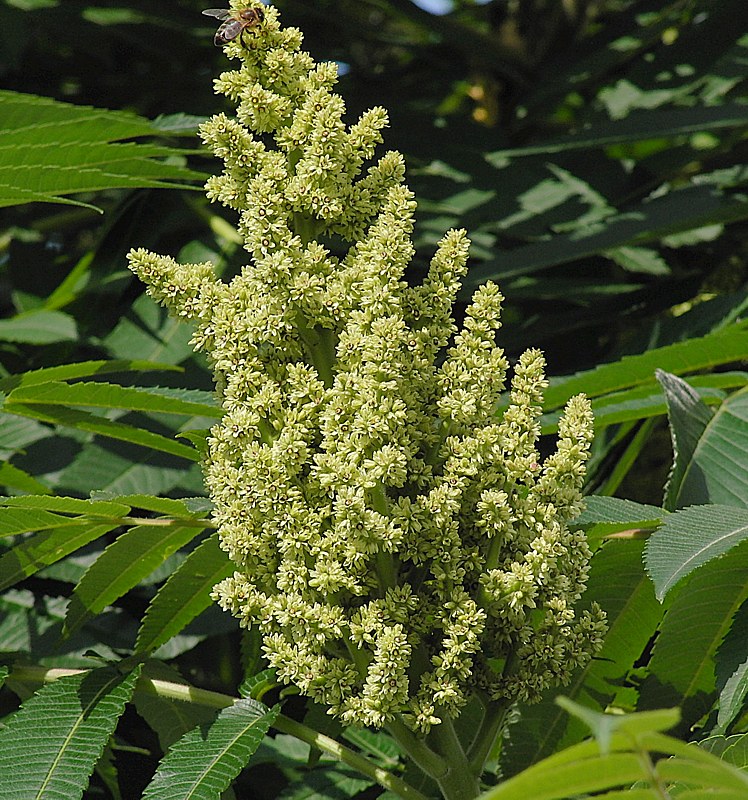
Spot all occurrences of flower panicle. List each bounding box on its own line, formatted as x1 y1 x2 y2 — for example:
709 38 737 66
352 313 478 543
128 2 605 735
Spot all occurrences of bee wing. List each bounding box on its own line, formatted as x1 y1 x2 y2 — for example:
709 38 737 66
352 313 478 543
202 9 231 19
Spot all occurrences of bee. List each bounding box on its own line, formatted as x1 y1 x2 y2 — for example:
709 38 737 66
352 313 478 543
202 7 265 47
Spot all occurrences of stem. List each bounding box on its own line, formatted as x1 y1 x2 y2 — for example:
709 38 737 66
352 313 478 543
428 716 482 800
636 745 673 800
387 716 447 779
423 418 451 468
388 714 483 800
467 700 509 774
296 313 335 387
371 483 398 590
273 716 429 800
9 666 429 800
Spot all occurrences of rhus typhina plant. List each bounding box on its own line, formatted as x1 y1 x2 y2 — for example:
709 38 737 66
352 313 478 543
128 3 606 796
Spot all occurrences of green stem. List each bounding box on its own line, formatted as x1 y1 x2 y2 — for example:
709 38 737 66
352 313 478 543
388 714 482 800
296 313 335 387
371 483 398 590
387 716 447 779
477 531 502 610
273 715 429 800
9 666 429 800
466 700 509 774
423 418 451 468
428 716 482 800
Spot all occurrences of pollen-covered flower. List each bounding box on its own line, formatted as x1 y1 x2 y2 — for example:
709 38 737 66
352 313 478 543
128 1 605 736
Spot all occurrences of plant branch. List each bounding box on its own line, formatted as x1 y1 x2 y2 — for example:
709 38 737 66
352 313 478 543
9 665 429 800
467 699 509 773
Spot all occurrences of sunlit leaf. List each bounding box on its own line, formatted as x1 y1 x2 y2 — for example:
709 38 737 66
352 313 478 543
645 505 748 600
0 665 141 800
0 90 204 210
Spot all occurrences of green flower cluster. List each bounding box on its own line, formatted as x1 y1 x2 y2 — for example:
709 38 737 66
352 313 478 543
128 2 605 735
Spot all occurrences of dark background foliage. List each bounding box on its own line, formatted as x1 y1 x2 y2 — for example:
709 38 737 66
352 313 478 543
0 1 746 798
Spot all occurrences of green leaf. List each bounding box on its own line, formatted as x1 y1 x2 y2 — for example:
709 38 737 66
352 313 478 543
0 494 131 517
0 360 182 394
341 728 401 769
5 381 221 419
638 552 748 732
714 601 748 734
0 523 115 592
0 90 205 210
557 698 679 745
580 540 663 699
716 657 748 735
700 734 748 770
664 382 748 509
483 720 748 800
465 184 748 285
0 463 51 494
0 664 141 800
572 496 664 538
605 246 670 276
645 505 748 600
104 295 199 366
657 370 715 510
47 442 202 498
278 767 374 800
133 662 218 751
485 106 748 158
1 400 199 461
142 698 279 800
64 524 206 636
0 414 51 452
541 376 729 435
90 494 204 518
0 310 77 344
483 750 647 800
136 533 232 654
541 324 748 411
0 504 109 538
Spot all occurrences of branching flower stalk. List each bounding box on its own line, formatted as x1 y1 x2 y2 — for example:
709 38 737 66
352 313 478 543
128 4 606 797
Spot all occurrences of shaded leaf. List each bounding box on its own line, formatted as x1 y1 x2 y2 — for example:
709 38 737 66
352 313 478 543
6 381 221 420
485 106 748 158
1 400 199 461
277 767 373 800
638 551 748 733
716 657 748 735
664 383 748 510
136 533 232 654
65 524 206 636
0 523 116 592
133 662 218 752
0 360 182 394
142 698 279 800
542 324 748 411
465 184 748 286
501 540 662 776
0 310 77 344
700 734 748 771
